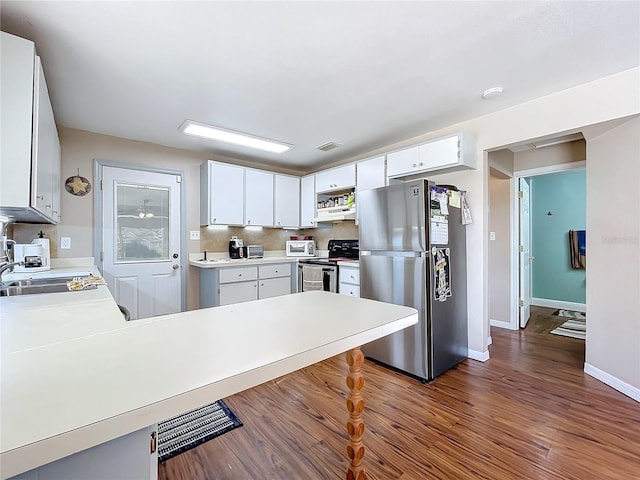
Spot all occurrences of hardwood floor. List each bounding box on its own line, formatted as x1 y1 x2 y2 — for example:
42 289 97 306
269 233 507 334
159 307 640 479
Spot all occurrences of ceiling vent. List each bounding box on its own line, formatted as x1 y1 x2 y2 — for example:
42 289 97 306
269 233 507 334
316 141 343 152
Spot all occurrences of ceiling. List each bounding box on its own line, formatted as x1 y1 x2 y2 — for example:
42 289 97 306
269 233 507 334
1 1 638 174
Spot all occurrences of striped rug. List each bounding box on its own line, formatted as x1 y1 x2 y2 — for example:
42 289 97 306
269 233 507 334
157 399 243 462
550 310 586 340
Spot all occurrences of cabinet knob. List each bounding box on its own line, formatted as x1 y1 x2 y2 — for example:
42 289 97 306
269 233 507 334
412 163 417 168
419 162 424 167
37 195 44 200
213 218 217 223
247 220 251 224
45 204 51 209
238 273 242 277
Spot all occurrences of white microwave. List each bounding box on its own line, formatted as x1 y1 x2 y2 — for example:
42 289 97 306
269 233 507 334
286 240 316 257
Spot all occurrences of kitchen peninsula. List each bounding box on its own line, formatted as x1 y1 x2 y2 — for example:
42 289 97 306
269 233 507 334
0 275 417 479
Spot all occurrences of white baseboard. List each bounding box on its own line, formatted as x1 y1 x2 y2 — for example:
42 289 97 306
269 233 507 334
490 318 517 330
468 349 490 362
584 363 640 403
532 298 586 312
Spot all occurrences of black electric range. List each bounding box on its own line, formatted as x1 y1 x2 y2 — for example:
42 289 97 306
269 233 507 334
298 240 359 293
298 239 359 266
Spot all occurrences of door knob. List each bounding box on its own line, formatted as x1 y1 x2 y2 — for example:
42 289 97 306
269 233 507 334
172 264 180 270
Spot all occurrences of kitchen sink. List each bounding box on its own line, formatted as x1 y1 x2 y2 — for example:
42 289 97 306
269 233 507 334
0 275 96 297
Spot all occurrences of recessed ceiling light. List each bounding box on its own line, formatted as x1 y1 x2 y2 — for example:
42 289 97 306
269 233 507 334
179 120 293 154
482 87 503 100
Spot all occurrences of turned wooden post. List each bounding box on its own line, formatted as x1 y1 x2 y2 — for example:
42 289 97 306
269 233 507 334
346 347 366 480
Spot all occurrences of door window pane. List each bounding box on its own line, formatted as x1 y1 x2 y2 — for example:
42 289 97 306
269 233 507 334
116 183 170 262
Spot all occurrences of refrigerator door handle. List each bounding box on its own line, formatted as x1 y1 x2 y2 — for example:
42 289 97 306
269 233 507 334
360 250 428 258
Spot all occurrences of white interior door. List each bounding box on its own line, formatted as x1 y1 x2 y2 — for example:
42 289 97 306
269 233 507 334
519 177 532 328
101 166 182 320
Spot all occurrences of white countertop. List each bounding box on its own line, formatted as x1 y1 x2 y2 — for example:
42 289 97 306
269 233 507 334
189 256 297 268
0 275 416 478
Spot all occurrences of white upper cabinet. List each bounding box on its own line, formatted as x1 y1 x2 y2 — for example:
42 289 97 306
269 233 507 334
356 155 386 192
245 168 274 227
315 164 356 193
299 175 316 228
274 174 300 228
200 161 245 226
386 133 476 179
1 32 61 223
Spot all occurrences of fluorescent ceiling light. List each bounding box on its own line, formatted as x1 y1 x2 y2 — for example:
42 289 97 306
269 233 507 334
180 120 293 154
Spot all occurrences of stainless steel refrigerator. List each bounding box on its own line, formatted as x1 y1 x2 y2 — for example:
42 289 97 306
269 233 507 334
359 179 468 382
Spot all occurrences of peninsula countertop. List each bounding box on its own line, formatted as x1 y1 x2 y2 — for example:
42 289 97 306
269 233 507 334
1 286 417 478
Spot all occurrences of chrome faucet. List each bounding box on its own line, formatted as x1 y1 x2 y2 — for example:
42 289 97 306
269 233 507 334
0 261 24 284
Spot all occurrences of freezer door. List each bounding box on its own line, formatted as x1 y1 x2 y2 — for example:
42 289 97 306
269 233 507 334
360 252 430 380
358 181 429 252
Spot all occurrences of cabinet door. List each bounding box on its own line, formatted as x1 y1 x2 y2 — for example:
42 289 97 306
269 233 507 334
219 281 258 306
315 164 356 193
356 156 386 192
32 56 58 221
259 277 291 299
299 175 316 228
12 426 158 480
274 174 300 228
245 168 274 226
0 32 35 211
209 162 244 225
418 135 460 170
386 146 421 178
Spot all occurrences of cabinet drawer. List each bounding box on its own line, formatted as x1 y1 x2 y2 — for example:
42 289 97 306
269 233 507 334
339 267 360 285
219 266 258 283
339 284 360 297
259 263 291 279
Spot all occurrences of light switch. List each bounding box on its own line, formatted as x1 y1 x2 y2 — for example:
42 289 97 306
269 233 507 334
190 230 200 240
61 237 71 249
489 232 496 241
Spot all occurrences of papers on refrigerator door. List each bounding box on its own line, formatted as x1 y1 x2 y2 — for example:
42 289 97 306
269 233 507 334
431 217 449 245
433 248 452 302
449 190 461 208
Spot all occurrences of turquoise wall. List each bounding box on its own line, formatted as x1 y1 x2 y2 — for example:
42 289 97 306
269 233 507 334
531 170 586 303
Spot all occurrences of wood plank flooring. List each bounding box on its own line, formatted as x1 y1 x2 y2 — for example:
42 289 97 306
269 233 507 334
159 307 640 479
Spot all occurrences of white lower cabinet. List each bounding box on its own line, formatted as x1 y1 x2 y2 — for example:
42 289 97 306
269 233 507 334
219 280 259 306
258 263 292 299
11 426 158 480
339 265 360 297
199 262 296 308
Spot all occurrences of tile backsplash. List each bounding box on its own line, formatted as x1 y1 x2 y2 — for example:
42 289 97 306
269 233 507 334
200 222 359 253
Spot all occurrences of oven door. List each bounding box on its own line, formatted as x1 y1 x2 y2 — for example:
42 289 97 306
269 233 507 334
298 264 337 292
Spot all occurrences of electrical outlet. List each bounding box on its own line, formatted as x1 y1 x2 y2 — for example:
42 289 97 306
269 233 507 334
190 230 200 240
489 232 496 241
61 237 71 249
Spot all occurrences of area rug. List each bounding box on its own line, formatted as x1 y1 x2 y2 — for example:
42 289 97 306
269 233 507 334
157 399 243 462
550 310 586 340
552 309 586 320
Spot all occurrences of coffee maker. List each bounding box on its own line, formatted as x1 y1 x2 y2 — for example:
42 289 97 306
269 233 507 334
13 238 51 272
228 236 245 259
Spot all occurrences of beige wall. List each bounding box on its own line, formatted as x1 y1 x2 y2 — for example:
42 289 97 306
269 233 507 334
514 140 586 171
585 116 640 390
488 174 512 325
